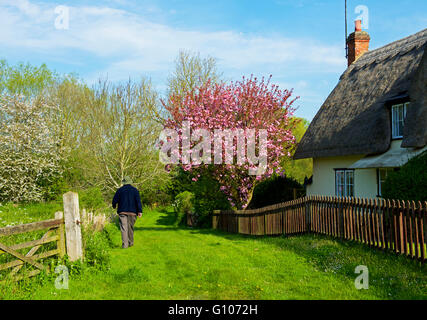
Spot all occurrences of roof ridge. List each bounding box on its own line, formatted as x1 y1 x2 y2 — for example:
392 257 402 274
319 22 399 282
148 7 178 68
354 28 427 67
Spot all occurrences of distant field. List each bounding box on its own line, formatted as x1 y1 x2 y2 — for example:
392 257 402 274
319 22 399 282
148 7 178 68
1 205 426 300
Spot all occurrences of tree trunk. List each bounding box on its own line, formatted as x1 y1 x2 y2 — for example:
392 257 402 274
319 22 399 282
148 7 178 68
243 180 258 211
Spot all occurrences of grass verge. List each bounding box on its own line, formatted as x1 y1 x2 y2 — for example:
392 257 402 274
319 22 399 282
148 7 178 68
1 207 424 300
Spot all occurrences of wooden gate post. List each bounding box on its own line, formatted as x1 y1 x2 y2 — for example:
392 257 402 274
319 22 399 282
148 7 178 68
63 192 83 261
55 211 66 258
212 210 220 229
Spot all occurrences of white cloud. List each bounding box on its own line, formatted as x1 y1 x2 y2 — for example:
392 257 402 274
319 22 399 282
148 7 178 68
0 1 346 75
1 0 40 17
0 0 346 119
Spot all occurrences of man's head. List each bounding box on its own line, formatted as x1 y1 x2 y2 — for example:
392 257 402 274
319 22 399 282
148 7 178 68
122 176 133 185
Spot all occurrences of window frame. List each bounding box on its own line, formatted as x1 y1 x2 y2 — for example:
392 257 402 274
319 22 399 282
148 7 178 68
335 169 355 198
391 102 409 139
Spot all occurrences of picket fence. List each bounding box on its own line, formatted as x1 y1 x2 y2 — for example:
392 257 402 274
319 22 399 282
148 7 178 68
213 196 426 262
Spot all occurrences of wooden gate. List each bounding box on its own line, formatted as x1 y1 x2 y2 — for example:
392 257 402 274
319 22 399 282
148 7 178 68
0 191 83 282
0 212 65 282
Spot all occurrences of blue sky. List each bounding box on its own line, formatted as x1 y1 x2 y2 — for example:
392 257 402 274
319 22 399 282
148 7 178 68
1 0 426 120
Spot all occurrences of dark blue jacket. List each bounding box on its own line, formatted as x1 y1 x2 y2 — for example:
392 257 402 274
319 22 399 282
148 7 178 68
112 184 142 215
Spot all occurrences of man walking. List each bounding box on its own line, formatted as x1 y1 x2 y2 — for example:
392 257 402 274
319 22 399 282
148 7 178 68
112 176 142 249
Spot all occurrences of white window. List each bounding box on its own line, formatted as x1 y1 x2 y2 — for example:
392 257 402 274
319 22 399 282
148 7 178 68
335 169 354 197
378 168 394 197
391 103 409 139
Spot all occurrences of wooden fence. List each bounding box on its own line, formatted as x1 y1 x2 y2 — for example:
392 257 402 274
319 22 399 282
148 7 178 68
0 192 83 282
213 196 427 262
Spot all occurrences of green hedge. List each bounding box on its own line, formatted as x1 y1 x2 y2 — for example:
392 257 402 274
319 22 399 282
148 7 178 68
248 175 305 209
382 151 427 202
172 191 194 226
168 167 231 228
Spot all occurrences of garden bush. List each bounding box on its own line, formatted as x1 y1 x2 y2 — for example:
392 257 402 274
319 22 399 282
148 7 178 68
168 168 231 228
172 191 194 226
78 187 106 210
82 223 114 271
382 151 427 202
191 174 231 228
247 175 305 209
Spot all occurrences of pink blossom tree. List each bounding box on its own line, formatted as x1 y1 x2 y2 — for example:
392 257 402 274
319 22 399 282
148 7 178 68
162 76 298 210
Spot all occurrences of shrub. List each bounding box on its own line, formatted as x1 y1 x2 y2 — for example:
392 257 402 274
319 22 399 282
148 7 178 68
173 191 194 226
78 187 106 210
0 96 65 203
168 168 231 228
382 151 427 202
140 186 172 208
38 171 69 202
191 174 231 228
167 167 194 200
82 224 114 271
248 175 305 209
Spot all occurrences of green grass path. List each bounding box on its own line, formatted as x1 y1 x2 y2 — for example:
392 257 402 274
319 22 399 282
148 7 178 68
13 208 427 300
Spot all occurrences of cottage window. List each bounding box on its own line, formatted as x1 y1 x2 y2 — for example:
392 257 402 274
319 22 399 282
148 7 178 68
391 103 409 139
335 169 354 197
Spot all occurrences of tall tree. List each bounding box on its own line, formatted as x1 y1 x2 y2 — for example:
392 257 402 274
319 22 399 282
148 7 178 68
0 60 56 97
167 50 222 100
0 96 65 202
162 76 297 209
70 79 169 195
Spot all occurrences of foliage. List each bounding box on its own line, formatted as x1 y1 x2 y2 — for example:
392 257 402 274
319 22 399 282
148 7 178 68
382 151 427 202
162 75 297 209
167 50 222 106
168 167 231 228
78 187 106 210
172 191 194 226
281 117 313 184
67 79 169 196
48 76 170 205
0 60 56 97
37 170 69 202
167 166 195 200
247 175 305 209
82 225 113 271
139 184 172 208
0 59 171 206
0 96 66 202
191 171 232 228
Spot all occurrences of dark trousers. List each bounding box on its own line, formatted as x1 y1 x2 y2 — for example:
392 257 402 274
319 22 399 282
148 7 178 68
119 214 137 248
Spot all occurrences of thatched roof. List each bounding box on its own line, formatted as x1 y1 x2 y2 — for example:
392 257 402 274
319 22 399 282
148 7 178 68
294 28 427 160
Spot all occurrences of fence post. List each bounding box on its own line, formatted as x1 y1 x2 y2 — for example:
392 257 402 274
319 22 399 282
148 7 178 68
305 197 311 233
339 198 345 239
63 191 83 262
187 211 193 227
264 212 267 235
55 211 66 258
237 212 240 234
212 210 220 229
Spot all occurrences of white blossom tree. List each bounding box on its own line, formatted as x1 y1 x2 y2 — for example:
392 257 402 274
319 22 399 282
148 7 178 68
0 95 65 202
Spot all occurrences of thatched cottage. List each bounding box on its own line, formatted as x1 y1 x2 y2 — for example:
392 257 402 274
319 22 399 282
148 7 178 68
294 21 427 199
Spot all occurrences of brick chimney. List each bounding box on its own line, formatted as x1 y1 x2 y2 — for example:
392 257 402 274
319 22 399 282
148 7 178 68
346 20 370 66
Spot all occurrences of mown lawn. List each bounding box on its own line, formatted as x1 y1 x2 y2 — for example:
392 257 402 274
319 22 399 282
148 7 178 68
1 207 426 300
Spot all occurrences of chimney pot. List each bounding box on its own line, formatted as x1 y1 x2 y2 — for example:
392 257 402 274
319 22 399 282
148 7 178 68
355 20 362 32
346 20 370 66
